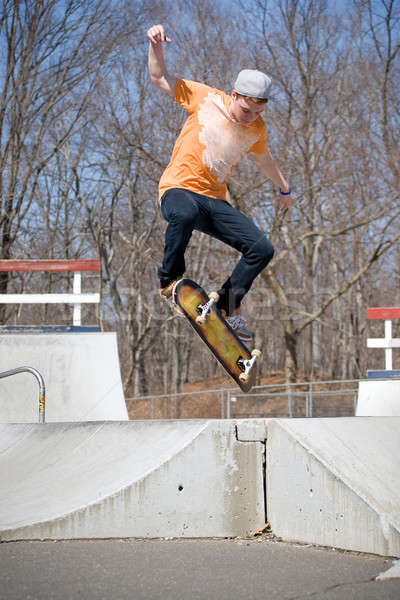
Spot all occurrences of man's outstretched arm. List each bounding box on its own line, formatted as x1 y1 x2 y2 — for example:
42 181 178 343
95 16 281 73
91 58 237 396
252 149 292 212
147 24 176 96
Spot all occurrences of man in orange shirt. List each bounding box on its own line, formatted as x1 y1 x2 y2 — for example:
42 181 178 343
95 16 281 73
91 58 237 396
147 24 291 342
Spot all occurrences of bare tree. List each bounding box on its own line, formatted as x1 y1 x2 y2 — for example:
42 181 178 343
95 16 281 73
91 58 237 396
0 0 125 317
232 0 400 381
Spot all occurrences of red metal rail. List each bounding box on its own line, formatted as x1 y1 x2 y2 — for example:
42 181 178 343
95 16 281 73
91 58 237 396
367 307 400 320
0 260 100 272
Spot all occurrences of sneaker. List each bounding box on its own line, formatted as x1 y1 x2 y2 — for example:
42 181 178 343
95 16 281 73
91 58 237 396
159 280 184 317
159 280 178 300
226 314 252 344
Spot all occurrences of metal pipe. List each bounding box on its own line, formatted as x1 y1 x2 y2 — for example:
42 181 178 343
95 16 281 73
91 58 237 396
0 366 46 423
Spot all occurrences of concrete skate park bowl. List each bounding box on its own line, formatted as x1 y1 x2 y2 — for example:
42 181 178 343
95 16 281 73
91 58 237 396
0 332 128 422
0 333 400 558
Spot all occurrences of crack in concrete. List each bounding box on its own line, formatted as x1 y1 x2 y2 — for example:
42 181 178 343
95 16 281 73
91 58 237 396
285 575 380 600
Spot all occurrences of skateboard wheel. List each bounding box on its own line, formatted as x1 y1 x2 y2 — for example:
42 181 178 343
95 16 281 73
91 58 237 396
196 316 206 325
239 373 248 382
252 349 262 359
209 291 219 302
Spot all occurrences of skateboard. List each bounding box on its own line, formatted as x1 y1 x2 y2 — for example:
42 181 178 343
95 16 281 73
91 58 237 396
173 279 261 392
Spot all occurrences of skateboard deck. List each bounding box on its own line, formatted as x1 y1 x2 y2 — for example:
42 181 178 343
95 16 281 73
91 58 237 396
173 279 261 392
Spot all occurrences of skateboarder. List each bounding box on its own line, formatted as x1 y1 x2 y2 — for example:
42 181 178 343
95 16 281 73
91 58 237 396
147 24 291 342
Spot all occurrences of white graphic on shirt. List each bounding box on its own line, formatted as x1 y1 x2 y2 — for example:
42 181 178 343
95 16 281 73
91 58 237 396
197 93 260 183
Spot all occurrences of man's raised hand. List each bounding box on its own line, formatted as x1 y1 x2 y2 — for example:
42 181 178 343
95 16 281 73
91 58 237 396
147 24 171 44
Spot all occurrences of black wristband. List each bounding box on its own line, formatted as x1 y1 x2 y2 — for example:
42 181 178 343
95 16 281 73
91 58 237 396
279 187 291 195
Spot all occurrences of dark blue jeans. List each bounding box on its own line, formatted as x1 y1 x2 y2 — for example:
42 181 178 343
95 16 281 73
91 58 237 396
158 188 274 316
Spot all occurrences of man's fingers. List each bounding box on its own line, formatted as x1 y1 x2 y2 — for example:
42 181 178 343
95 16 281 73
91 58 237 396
147 25 171 44
278 196 292 212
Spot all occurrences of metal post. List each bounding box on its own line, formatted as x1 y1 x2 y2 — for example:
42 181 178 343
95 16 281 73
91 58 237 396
0 366 46 423
385 319 393 370
305 392 312 417
73 272 82 326
288 389 293 417
220 389 225 419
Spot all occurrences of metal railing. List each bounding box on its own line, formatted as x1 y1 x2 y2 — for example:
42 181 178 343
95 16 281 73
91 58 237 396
0 259 100 327
0 366 46 423
225 380 360 419
126 379 360 420
127 387 227 420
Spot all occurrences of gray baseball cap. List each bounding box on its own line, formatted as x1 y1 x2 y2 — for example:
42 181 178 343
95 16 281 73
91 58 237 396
233 69 272 100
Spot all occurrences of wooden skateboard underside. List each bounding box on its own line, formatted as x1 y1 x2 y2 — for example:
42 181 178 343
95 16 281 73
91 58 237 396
173 279 257 392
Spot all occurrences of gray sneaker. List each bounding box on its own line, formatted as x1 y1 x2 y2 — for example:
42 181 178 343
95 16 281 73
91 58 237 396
226 314 252 344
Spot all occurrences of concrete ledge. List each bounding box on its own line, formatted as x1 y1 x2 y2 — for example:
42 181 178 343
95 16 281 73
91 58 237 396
1 417 399 557
266 417 400 557
0 420 265 540
0 333 128 422
357 380 400 416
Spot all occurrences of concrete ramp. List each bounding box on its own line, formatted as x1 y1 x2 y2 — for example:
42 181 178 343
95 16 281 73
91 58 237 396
1 416 399 556
266 417 400 557
0 420 264 541
357 380 400 416
0 333 128 422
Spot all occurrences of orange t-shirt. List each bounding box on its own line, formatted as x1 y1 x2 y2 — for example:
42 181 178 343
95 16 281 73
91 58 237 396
158 79 267 202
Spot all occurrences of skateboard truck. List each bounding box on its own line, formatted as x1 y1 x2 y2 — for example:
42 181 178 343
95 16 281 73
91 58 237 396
196 292 220 325
238 349 262 383
174 279 260 392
